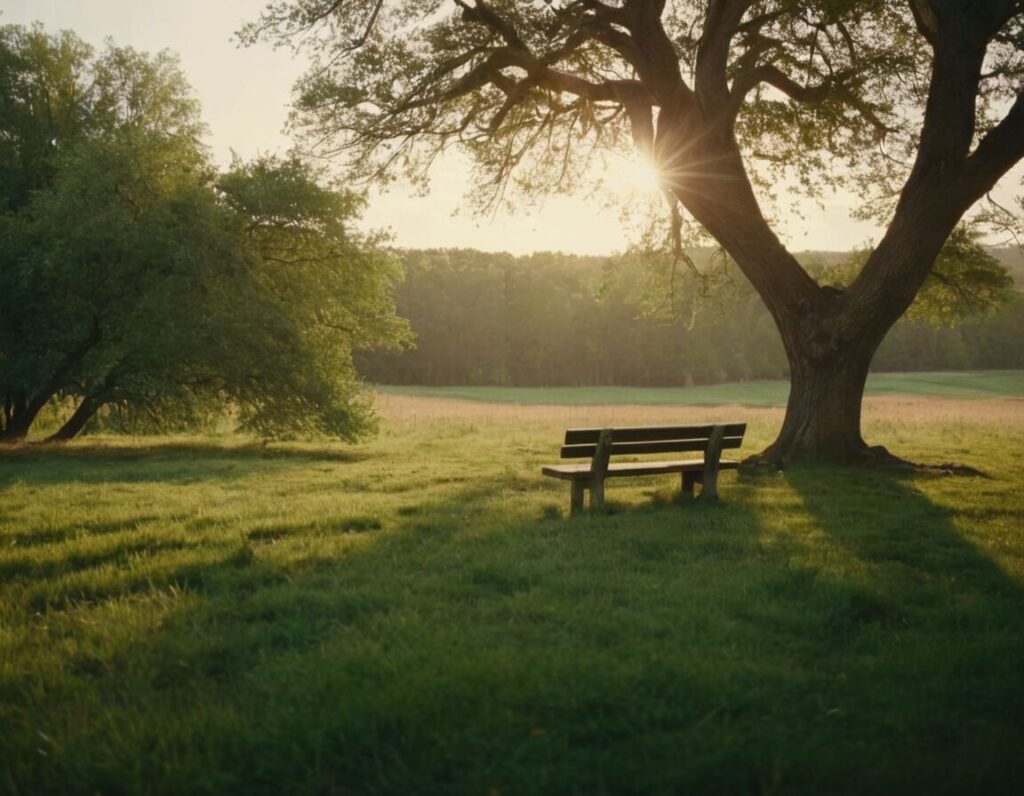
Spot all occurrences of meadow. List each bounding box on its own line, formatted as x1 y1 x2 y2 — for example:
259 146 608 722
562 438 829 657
2 378 1023 794
377 369 1024 406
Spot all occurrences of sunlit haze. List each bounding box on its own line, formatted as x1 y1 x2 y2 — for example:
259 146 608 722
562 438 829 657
606 153 665 195
0 0 929 255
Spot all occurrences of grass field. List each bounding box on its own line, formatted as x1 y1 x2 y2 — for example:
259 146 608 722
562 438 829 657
2 383 1024 794
376 369 1024 406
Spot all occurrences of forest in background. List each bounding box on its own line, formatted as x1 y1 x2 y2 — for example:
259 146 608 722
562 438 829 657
359 247 1024 388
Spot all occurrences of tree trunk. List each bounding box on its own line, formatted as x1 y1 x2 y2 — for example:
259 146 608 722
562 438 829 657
0 394 51 443
45 394 104 443
747 298 902 467
756 346 874 466
653 12 1022 469
0 318 101 444
0 418 32 443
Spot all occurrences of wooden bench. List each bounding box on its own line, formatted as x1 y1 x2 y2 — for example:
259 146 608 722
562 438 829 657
541 423 746 514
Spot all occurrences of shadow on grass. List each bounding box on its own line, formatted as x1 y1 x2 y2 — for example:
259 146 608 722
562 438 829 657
3 438 371 461
784 466 1021 593
2 515 168 549
779 465 1024 787
0 438 372 488
4 471 1024 794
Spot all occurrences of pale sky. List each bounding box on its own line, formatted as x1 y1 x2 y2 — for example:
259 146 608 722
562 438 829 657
0 0 980 255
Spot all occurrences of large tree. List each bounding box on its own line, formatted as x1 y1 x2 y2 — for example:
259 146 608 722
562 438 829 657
0 26 410 443
0 25 205 441
245 0 1024 464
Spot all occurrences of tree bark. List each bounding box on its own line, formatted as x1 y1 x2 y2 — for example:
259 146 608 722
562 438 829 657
45 394 105 443
0 318 101 444
0 394 52 443
718 271 887 467
758 340 875 466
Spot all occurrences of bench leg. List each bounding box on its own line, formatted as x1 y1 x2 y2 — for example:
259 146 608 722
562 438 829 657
701 426 724 503
570 481 585 515
681 472 700 501
590 477 605 512
702 469 719 503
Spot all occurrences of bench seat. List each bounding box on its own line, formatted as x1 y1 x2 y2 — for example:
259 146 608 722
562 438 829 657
541 422 746 513
541 458 740 480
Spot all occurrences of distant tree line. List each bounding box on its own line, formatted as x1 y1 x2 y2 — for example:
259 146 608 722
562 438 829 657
359 248 1024 387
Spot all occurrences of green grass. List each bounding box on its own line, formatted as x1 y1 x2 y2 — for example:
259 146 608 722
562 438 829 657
1 413 1023 794
376 369 1024 405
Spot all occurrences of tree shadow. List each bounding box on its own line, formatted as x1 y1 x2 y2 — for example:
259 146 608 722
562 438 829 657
4 472 1024 794
0 439 373 488
3 480 778 793
783 465 1022 603
2 515 168 549
777 465 1024 787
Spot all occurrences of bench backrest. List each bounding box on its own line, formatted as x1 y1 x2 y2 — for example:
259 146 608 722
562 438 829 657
559 423 747 460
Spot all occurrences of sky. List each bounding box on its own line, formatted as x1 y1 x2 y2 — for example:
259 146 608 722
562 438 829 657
0 0 975 256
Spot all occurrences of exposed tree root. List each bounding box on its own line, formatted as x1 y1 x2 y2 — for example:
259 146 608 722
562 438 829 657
741 444 989 478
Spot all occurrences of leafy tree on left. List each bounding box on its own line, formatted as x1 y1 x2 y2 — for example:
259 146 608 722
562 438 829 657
0 25 410 442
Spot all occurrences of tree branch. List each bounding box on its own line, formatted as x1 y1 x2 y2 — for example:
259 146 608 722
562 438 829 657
454 0 527 50
738 63 895 137
695 0 754 113
348 0 385 49
964 89 1024 194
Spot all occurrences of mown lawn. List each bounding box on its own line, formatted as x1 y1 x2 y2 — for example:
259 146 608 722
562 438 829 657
376 368 1024 406
1 405 1023 794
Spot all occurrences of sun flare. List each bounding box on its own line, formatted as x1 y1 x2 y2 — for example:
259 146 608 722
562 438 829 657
605 153 665 196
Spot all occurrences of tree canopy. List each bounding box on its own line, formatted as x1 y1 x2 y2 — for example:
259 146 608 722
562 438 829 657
0 25 410 443
246 0 1024 464
243 1 1022 215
